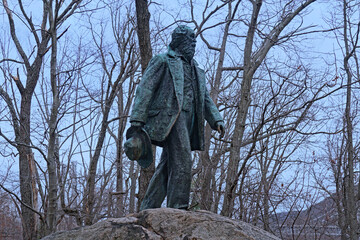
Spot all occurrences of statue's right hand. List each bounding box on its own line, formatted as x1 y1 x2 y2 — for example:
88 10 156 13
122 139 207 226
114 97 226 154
126 122 145 140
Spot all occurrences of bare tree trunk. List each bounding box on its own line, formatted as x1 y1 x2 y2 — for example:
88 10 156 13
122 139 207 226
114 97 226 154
45 1 59 234
221 0 263 217
19 145 38 240
341 1 359 238
109 73 137 217
84 92 116 225
135 0 153 74
135 0 154 211
129 161 137 213
115 88 126 217
334 153 347 240
262 176 270 231
212 161 226 213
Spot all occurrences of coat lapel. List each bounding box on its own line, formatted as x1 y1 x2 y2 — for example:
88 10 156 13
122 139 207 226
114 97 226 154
194 65 205 105
167 56 184 108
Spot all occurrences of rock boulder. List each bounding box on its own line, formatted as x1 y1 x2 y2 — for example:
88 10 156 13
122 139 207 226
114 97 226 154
41 208 280 240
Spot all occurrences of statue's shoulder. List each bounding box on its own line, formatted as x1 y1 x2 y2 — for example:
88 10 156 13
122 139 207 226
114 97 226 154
155 53 168 59
149 53 169 65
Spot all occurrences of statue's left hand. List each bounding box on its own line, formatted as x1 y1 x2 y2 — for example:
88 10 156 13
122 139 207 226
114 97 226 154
216 121 225 139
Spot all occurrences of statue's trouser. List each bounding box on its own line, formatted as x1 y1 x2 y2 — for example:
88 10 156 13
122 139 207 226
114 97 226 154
140 108 194 210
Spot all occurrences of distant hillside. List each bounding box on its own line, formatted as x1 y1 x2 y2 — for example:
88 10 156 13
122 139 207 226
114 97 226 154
270 196 342 239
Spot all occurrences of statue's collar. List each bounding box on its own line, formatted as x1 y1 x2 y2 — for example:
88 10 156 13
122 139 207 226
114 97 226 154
167 46 197 66
167 46 184 59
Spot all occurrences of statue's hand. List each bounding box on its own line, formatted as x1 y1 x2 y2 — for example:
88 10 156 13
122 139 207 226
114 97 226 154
216 121 225 139
127 121 145 138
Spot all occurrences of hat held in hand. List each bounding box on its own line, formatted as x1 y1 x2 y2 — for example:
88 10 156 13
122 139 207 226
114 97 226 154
124 126 153 168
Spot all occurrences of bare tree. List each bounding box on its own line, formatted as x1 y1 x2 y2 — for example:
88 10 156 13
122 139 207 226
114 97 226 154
340 1 360 239
315 1 360 239
221 0 318 217
0 0 83 238
82 2 139 224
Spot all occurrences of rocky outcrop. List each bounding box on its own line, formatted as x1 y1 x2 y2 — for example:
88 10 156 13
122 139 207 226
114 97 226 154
41 208 280 240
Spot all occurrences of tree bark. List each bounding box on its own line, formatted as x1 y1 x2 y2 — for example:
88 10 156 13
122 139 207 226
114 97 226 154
135 0 153 74
135 0 154 211
45 0 59 234
115 88 125 217
129 161 137 213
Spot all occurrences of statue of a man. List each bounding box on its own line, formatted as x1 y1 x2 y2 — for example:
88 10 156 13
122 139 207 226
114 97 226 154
127 25 225 210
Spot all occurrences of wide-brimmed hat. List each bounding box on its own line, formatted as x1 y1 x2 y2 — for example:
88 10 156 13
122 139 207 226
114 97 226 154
124 126 153 168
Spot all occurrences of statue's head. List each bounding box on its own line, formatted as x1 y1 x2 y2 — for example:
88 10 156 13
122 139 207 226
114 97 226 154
169 25 196 61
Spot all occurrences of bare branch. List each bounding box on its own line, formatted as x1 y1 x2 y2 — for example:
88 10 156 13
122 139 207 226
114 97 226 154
0 58 24 64
0 85 19 136
2 0 31 70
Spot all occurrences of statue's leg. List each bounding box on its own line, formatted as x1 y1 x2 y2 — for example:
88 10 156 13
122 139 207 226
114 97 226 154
166 110 193 209
140 147 169 210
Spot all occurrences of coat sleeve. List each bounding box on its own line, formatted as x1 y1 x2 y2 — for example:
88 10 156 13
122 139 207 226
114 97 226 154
130 55 166 123
204 88 223 130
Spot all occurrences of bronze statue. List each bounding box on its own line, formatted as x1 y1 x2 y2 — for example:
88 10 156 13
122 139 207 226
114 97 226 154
125 25 224 210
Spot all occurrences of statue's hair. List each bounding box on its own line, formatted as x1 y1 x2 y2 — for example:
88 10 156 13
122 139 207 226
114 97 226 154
169 25 194 50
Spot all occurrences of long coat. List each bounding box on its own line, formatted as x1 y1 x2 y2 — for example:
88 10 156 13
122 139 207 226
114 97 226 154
130 49 223 151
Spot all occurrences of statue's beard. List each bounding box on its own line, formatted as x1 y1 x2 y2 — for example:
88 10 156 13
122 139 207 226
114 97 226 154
177 45 195 61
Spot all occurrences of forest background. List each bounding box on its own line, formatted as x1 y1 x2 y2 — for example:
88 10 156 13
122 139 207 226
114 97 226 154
0 0 359 239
